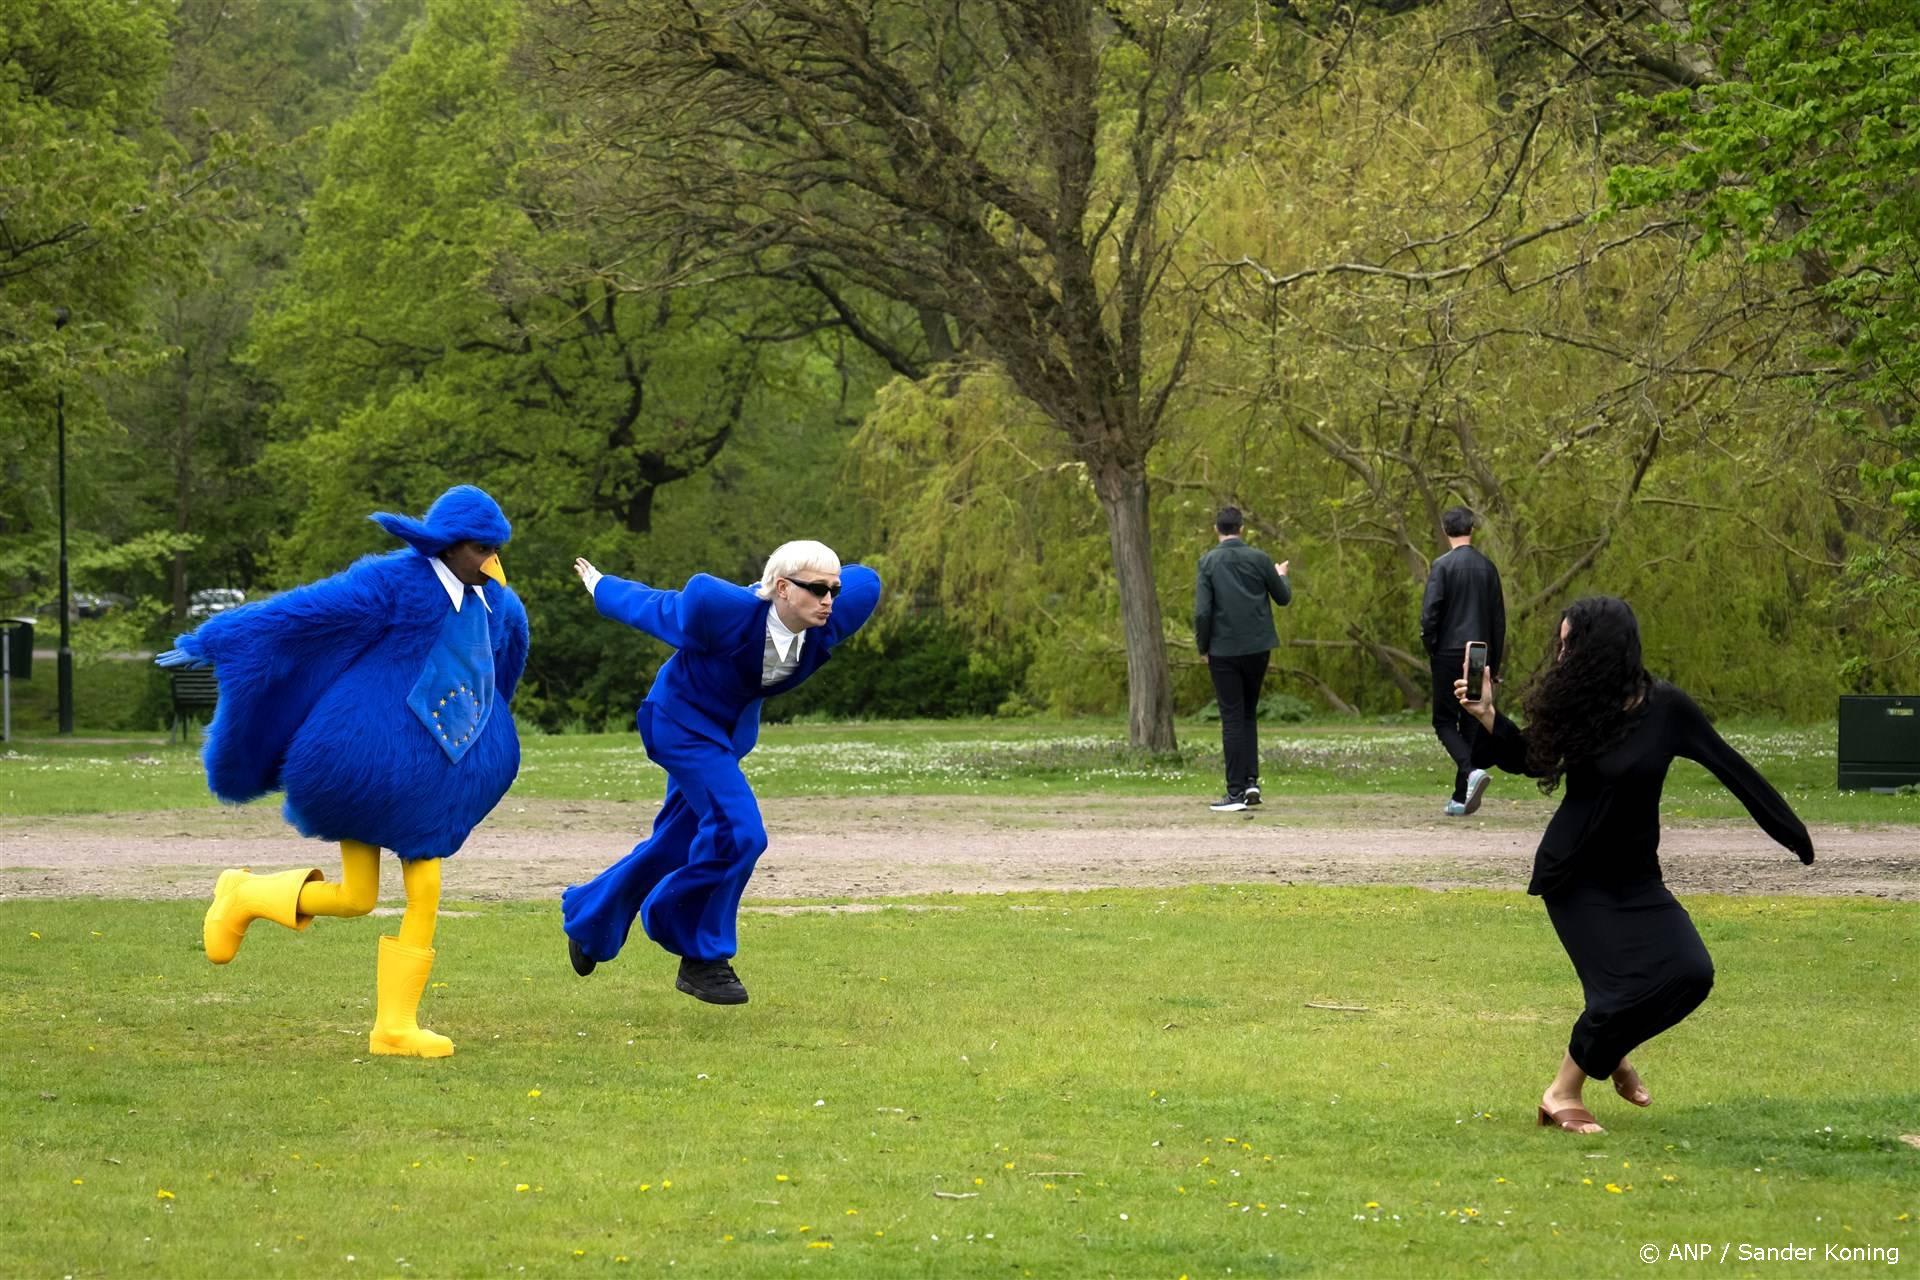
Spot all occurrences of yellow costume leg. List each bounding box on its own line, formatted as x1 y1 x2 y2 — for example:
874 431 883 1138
203 866 323 964
297 840 382 918
370 856 451 1059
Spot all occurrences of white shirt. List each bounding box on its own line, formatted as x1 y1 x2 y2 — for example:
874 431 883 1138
429 554 492 613
763 606 804 686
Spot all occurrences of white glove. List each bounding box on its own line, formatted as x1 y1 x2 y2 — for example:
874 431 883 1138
573 557 603 596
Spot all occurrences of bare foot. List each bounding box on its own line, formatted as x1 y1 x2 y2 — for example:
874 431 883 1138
1611 1061 1651 1108
1539 1089 1605 1134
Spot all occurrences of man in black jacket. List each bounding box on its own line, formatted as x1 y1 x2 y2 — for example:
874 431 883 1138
1195 507 1292 812
1420 506 1505 815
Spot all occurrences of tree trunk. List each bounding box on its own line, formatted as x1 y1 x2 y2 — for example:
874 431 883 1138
1094 463 1177 752
172 346 193 623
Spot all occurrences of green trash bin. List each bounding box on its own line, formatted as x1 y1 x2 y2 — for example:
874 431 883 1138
1 617 32 742
2 617 32 679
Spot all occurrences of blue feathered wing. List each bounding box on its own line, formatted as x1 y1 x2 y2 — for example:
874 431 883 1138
172 555 410 803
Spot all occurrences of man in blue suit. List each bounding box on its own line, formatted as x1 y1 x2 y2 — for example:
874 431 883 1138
561 541 882 1004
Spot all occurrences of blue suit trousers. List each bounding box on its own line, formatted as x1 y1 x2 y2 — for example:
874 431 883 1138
562 704 770 963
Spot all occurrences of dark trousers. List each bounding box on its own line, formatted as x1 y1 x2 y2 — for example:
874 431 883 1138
1430 650 1478 802
1545 880 1716 1079
1209 650 1269 799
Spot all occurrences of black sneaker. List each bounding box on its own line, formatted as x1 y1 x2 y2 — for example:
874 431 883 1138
568 935 596 977
1208 795 1248 812
1244 782 1262 806
676 957 749 1005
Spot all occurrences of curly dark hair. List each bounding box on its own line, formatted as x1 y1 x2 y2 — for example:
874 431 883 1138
1520 595 1654 793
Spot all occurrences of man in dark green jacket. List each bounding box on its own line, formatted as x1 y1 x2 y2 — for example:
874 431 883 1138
1195 507 1292 812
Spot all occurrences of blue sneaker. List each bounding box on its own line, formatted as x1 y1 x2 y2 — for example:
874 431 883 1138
1462 768 1491 815
1443 799 1469 817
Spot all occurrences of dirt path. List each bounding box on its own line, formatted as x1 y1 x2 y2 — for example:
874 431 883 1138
1 795 1913 903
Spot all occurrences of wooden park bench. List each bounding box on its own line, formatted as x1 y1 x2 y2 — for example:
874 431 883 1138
169 668 219 744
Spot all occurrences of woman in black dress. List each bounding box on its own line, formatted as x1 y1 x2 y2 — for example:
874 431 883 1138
1455 596 1815 1134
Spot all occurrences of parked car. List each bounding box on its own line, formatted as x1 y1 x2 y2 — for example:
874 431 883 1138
34 592 131 619
187 588 246 620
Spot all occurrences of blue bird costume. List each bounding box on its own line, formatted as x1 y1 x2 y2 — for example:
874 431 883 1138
160 485 528 1057
561 562 881 995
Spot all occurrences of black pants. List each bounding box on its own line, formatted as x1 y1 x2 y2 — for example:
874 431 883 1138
1430 650 1478 802
1544 879 1716 1079
1209 650 1269 799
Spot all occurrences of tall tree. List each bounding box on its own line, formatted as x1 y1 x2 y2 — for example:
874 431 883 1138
250 0 811 577
1607 1 1920 672
531 0 1269 750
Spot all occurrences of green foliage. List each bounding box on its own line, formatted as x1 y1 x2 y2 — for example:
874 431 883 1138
1608 2 1920 665
9 0 1916 736
1198 693 1314 725
765 615 1029 723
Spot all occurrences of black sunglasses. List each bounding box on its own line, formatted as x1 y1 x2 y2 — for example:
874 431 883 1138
782 576 842 600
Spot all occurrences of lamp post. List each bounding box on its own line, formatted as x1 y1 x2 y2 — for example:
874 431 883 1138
54 306 73 736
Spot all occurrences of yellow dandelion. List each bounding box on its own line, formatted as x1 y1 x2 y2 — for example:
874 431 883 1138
1581 1178 1593 1186
661 1180 671 1189
639 1184 651 1192
1365 1201 1379 1209
72 1178 84 1186
1663 1175 1678 1183
516 1183 531 1193
873 1230 884 1237
1495 1177 1508 1184
722 1235 734 1243
775 1174 789 1183
29 932 39 940
807 1241 833 1250
1605 1183 1624 1194
1003 1162 1015 1170
528 1089 542 1099
615 1257 629 1264
573 1249 585 1258
155 1189 175 1200
846 1208 858 1215
798 1225 811 1233
973 1178 983 1186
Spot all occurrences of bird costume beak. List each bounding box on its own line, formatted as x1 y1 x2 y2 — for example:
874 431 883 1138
479 554 506 587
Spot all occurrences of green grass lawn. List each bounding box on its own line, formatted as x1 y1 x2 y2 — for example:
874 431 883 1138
5 717 1916 824
2 887 1913 1278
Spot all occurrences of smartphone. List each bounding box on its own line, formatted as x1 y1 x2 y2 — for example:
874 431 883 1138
1464 641 1489 703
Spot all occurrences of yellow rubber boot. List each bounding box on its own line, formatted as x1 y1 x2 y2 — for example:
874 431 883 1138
369 935 453 1058
203 867 323 964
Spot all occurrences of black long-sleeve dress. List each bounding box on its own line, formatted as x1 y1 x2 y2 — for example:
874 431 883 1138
1475 680 1814 1078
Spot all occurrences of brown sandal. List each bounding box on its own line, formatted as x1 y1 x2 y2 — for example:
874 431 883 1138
1537 1104 1605 1133
1612 1078 1652 1108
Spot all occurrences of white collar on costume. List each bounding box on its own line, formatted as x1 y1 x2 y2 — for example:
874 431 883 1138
766 601 804 662
429 553 492 613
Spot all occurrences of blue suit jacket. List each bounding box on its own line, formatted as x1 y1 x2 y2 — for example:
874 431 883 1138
593 565 882 756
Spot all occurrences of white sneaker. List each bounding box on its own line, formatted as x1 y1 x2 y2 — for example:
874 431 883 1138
1209 796 1248 812
1443 799 1469 817
1463 768 1491 815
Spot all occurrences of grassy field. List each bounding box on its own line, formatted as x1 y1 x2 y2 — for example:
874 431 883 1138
5 716 1917 824
2 886 1914 1278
